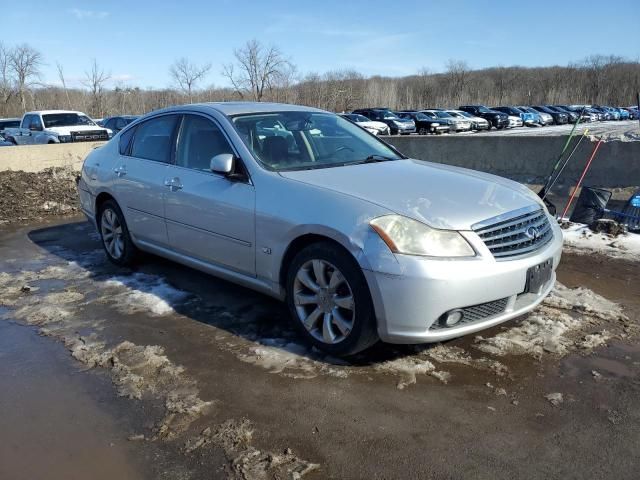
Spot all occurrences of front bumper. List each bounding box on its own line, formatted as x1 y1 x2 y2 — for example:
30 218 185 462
364 218 563 344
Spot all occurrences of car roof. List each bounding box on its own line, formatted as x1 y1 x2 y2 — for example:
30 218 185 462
178 102 327 116
24 110 87 115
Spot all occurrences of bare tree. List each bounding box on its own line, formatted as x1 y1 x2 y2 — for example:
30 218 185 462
82 59 111 117
0 42 14 116
9 43 42 112
169 58 211 103
222 39 293 102
445 59 470 104
56 62 72 109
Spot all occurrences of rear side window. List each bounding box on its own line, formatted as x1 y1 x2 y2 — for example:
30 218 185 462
130 115 178 163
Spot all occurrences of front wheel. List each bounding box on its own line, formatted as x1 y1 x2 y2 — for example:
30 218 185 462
98 200 137 266
286 242 379 356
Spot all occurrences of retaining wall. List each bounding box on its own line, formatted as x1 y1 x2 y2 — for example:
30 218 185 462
0 136 639 189
385 135 640 188
0 142 106 172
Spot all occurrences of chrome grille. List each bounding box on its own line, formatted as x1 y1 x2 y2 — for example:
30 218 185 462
473 207 553 259
431 298 508 330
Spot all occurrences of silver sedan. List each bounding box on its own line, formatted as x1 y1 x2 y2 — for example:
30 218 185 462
78 102 562 355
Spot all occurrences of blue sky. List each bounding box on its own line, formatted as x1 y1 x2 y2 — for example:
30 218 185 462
2 0 639 89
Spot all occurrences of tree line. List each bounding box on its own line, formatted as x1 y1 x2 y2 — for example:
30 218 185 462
1 40 638 119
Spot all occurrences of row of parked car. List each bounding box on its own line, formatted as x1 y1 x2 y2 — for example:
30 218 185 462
341 104 640 135
0 104 638 145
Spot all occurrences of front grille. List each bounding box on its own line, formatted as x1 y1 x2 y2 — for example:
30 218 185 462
473 207 553 259
431 298 509 330
71 130 109 141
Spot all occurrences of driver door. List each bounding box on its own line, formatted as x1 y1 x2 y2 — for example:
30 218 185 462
164 114 256 275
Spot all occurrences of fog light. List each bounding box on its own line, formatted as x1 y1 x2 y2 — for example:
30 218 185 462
443 309 464 327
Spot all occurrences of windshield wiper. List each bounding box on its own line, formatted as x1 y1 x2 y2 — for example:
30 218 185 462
359 155 396 163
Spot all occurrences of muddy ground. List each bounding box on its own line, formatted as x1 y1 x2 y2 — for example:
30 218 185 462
1 216 639 480
0 167 80 225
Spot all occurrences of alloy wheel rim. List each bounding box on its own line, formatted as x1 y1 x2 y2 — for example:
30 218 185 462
101 208 125 259
293 259 355 345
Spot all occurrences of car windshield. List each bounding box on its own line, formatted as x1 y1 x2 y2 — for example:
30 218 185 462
434 112 453 118
232 112 402 171
458 111 473 118
382 111 400 120
412 113 429 120
446 111 463 118
42 113 96 128
477 106 492 113
350 114 369 122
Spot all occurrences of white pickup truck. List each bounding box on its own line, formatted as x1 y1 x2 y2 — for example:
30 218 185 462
4 110 112 145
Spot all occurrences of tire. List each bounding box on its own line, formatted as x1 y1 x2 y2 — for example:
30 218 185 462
98 199 137 266
285 242 379 356
418 127 427 135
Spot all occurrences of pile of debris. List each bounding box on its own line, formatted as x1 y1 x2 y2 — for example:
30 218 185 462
0 167 80 225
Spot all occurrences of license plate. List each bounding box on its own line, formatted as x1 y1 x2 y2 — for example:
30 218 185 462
525 259 553 294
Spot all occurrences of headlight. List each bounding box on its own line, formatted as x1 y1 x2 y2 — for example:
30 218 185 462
432 122 440 127
370 215 475 257
58 135 72 143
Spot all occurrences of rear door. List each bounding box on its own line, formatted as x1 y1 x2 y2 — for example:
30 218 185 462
112 114 180 248
164 113 256 275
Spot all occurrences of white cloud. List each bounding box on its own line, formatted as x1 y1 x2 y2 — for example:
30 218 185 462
111 73 135 83
69 8 109 20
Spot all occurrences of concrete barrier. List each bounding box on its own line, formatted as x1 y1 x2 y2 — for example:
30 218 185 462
0 142 106 172
1 136 638 190
385 135 640 188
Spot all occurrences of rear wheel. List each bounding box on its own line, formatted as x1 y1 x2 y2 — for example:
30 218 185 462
98 200 137 266
286 242 378 356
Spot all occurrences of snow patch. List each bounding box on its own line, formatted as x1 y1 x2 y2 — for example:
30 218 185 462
375 356 450 389
562 223 640 261
475 283 627 358
103 272 190 316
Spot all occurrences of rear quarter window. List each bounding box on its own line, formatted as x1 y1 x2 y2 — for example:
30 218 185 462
119 126 136 155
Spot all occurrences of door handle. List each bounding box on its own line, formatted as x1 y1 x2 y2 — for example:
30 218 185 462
113 165 127 177
164 177 183 191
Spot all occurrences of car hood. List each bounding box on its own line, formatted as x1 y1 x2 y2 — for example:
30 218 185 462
46 125 108 135
359 120 388 129
280 159 542 230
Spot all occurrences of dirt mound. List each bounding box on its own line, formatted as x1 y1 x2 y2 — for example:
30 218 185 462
0 167 80 225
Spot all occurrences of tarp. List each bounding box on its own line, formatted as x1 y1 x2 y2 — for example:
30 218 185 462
569 187 611 224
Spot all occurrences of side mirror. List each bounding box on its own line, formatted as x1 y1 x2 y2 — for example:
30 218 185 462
30 125 42 132
210 153 235 175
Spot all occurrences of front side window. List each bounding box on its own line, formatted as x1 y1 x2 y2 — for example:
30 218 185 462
42 113 96 128
30 116 43 130
232 111 402 171
21 115 33 129
130 115 178 163
176 115 234 171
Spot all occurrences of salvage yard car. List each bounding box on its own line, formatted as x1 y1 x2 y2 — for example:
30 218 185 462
0 117 20 136
459 105 509 130
78 102 562 355
4 110 111 145
339 113 390 135
396 111 450 135
351 108 416 135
